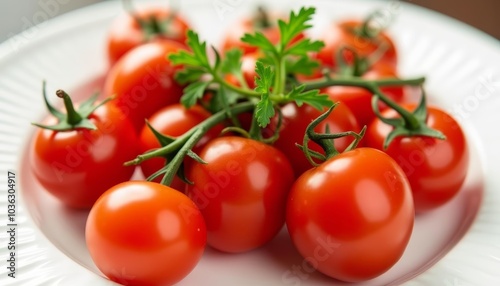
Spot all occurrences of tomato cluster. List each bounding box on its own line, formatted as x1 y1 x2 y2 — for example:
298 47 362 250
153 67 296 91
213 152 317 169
29 4 469 286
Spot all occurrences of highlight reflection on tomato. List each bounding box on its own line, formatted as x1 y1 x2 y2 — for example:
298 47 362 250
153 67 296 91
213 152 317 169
365 104 469 212
85 181 207 286
186 136 294 253
286 148 414 282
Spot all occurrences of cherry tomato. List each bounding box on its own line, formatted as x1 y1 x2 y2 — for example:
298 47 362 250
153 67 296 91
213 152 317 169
107 6 190 65
365 104 469 212
86 181 206 286
30 103 138 209
104 40 186 132
186 136 294 253
316 20 397 69
271 102 360 177
286 148 414 282
323 64 404 127
139 104 223 189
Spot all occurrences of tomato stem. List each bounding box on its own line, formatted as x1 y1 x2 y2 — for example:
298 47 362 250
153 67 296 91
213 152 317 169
56 90 82 125
124 101 255 186
300 104 366 166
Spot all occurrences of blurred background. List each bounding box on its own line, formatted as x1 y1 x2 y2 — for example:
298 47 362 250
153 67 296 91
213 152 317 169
0 0 499 44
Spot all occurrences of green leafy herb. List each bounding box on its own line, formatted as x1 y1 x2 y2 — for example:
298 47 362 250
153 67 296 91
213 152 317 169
254 61 275 127
180 81 210 108
278 7 315 49
286 85 333 110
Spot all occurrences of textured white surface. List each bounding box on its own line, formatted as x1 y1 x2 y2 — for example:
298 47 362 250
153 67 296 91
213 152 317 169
0 0 500 285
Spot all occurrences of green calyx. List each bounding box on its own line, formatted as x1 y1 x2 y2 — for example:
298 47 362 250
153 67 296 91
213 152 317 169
32 81 112 131
123 0 179 41
372 87 445 149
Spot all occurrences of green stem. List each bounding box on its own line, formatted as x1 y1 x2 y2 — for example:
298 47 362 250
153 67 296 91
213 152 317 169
214 74 260 98
160 128 205 186
274 56 286 95
56 90 82 125
125 101 255 166
303 76 426 91
370 84 420 130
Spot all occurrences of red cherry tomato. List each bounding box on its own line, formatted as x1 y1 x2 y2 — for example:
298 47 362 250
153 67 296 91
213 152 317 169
365 104 469 212
86 181 206 286
286 148 414 282
139 104 223 189
271 102 360 177
104 40 186 132
30 103 138 209
323 64 404 127
316 20 397 69
186 136 294 253
107 6 190 65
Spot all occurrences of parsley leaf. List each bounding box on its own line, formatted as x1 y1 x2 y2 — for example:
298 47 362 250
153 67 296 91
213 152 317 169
254 61 275 127
286 56 320 75
220 49 243 74
241 32 277 54
286 85 333 110
285 38 324 56
278 7 316 49
170 30 210 69
180 81 210 108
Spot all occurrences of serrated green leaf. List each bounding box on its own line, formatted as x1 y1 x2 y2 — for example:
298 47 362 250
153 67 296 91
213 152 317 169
168 30 210 69
254 61 275 127
254 61 274 94
174 68 206 84
255 94 275 127
285 38 324 56
220 49 243 74
279 7 316 49
286 56 320 75
180 81 210 108
241 32 276 54
286 85 333 110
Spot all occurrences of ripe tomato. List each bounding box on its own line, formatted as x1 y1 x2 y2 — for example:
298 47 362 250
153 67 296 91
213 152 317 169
86 181 206 286
286 148 414 282
186 136 294 253
30 103 138 209
139 104 223 189
323 64 404 127
316 20 397 69
365 104 469 212
104 40 186 132
107 6 190 65
270 102 360 177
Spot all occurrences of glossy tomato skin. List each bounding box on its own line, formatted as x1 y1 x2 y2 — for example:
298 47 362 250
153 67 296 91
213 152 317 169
104 40 186 132
317 20 397 69
323 64 405 128
271 102 360 177
286 148 414 282
186 136 294 253
139 104 223 189
30 104 138 209
365 105 469 212
107 7 189 65
86 181 206 286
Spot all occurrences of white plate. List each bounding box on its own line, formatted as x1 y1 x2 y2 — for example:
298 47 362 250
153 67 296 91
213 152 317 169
1 0 500 285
